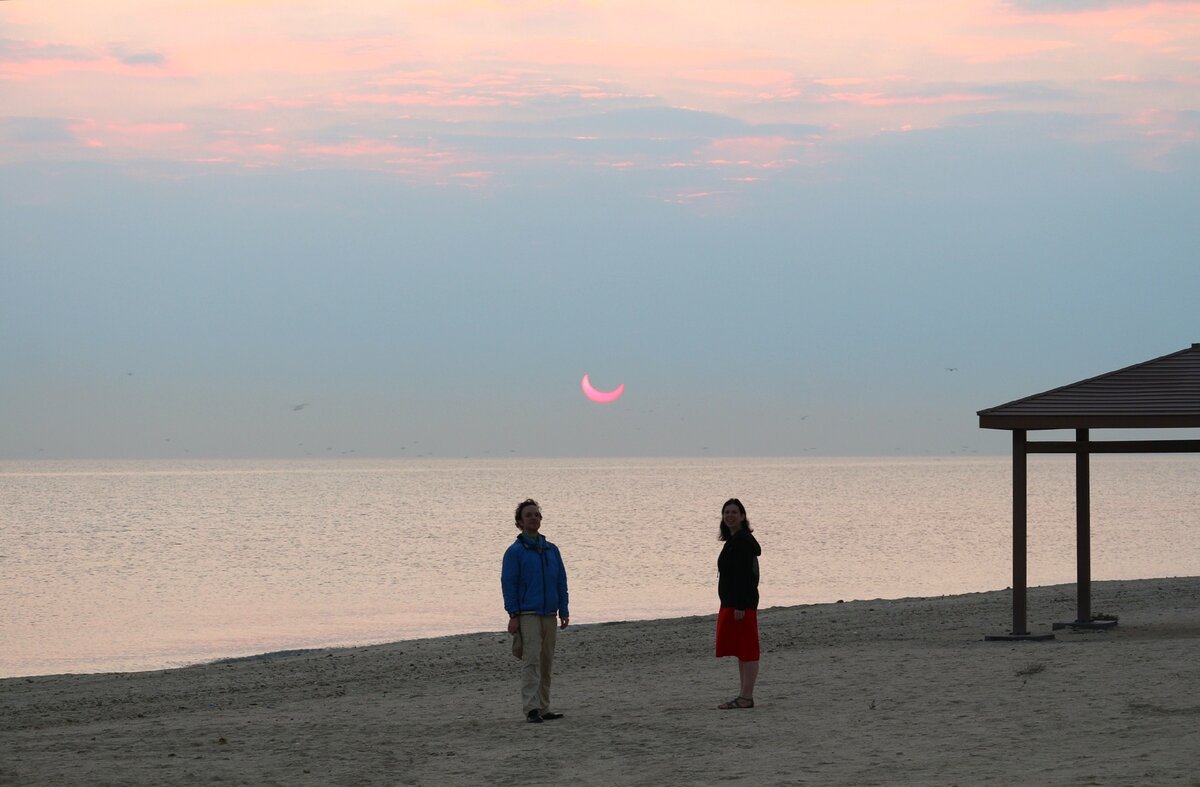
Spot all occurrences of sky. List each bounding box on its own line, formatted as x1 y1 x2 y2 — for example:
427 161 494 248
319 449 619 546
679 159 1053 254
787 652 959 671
2 0 1199 459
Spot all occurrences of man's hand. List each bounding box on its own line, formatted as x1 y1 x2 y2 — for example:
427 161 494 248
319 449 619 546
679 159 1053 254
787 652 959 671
507 616 520 634
560 617 570 629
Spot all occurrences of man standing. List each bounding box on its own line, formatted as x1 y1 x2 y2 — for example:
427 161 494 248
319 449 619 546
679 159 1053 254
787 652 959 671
501 498 570 723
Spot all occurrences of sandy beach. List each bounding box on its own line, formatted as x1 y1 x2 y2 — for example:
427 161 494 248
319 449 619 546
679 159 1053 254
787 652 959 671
3 577 1199 786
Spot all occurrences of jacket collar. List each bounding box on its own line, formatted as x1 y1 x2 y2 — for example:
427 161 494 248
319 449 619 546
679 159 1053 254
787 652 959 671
517 532 546 550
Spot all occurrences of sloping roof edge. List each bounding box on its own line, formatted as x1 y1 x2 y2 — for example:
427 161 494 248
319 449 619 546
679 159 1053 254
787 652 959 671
978 344 1200 431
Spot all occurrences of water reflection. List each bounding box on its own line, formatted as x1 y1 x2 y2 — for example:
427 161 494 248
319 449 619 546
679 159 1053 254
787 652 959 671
2 456 1196 676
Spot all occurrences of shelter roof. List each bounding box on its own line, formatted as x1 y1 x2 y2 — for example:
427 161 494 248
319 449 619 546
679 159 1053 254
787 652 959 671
978 343 1200 430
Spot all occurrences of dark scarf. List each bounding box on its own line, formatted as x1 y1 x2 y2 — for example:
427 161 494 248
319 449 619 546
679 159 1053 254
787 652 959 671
517 532 546 552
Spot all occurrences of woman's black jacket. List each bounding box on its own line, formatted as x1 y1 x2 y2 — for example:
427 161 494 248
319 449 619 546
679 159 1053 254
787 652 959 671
717 528 761 610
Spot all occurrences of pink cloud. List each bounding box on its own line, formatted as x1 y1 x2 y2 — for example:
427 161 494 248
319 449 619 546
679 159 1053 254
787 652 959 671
218 136 482 183
993 0 1200 59
0 58 174 80
813 77 870 87
339 92 507 108
822 92 990 107
0 40 177 80
107 122 190 136
1122 109 1180 128
372 70 467 88
301 139 424 158
934 37 1074 63
1108 108 1200 168
165 35 412 80
1111 27 1176 47
5 2 1193 176
56 119 192 152
493 38 750 71
697 135 812 171
681 68 794 87
668 190 725 203
0 116 201 164
232 97 313 111
359 68 637 110
1010 2 1200 30
205 137 286 162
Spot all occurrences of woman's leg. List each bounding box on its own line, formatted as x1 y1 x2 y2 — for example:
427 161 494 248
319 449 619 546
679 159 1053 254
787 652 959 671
738 659 759 700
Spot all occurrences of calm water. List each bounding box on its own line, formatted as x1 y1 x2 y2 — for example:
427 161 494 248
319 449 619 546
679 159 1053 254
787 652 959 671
2 456 1198 677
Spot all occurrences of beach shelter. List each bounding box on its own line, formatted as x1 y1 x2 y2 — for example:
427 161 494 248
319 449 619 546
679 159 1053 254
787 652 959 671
977 343 1200 640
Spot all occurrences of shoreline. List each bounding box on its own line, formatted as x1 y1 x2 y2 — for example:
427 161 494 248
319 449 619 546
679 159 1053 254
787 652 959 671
6 572 1185 681
4 577 1199 785
0 583 1062 681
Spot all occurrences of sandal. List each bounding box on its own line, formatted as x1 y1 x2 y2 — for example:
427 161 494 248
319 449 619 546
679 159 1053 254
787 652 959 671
717 696 754 710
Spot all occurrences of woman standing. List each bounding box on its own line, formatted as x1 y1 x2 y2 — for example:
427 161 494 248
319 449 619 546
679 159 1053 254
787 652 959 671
501 498 570 723
715 497 761 709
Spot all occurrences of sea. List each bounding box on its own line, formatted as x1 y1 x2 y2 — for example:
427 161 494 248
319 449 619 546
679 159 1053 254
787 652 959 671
2 455 1198 678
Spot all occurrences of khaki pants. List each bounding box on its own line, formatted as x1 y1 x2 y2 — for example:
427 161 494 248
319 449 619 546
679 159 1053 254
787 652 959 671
518 614 558 714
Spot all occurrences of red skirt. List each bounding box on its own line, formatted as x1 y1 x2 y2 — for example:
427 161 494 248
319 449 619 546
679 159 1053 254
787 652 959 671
715 607 760 661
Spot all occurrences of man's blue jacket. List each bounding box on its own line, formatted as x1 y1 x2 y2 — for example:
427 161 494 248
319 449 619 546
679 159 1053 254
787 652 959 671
501 533 570 619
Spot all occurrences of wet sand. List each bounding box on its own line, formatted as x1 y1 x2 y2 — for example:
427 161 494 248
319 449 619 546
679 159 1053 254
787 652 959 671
3 577 1199 785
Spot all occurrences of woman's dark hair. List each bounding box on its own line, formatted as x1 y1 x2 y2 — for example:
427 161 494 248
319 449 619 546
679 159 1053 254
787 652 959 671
718 497 751 541
514 498 540 525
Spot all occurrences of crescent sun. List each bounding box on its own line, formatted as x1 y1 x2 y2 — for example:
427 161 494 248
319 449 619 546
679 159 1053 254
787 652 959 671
581 373 624 403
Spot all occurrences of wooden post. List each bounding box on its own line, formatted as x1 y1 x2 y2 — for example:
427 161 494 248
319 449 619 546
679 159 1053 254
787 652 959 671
1076 428 1091 623
986 429 1053 641
1013 429 1028 635
1052 432 1112 632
